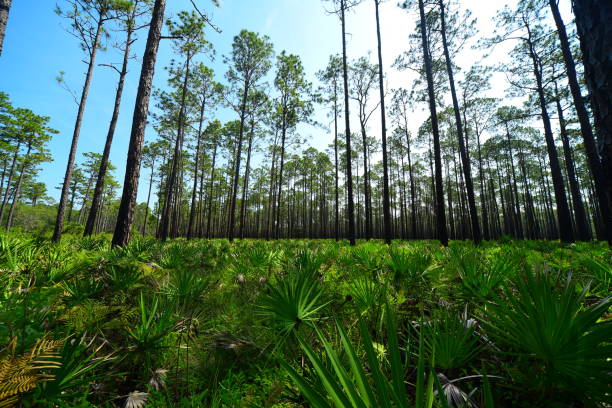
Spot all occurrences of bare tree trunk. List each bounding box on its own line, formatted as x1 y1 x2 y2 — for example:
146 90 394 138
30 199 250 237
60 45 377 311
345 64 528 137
85 13 135 237
333 82 340 241
570 0 612 244
160 50 192 241
360 123 372 240
112 0 167 247
0 140 20 222
188 95 207 239
374 0 392 244
341 0 356 246
275 115 288 239
0 0 12 56
228 81 249 242
239 119 255 239
141 159 155 236
525 26 574 243
418 0 448 246
554 83 591 241
205 143 218 238
439 0 481 244
6 142 31 230
53 18 103 242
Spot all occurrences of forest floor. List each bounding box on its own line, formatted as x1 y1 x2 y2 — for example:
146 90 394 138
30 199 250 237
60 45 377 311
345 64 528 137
0 233 610 407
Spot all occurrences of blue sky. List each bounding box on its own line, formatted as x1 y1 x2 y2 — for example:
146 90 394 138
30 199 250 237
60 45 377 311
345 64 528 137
0 0 573 203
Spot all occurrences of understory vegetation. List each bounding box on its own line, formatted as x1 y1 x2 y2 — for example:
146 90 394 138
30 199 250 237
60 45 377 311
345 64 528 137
0 233 610 407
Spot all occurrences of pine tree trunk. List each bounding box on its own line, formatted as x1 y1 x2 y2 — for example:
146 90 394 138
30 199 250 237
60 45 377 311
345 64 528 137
53 17 104 243
341 0 356 246
374 0 392 244
525 27 574 243
570 0 612 244
85 18 134 237
418 0 448 246
112 0 167 247
160 51 192 241
188 95 207 239
228 80 249 242
141 160 155 236
439 0 481 244
554 84 591 240
0 140 20 222
239 119 255 239
6 142 30 230
333 82 340 241
0 0 12 56
360 123 372 240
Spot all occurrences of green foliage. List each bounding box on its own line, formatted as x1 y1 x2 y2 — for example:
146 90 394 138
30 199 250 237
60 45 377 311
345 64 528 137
483 268 612 404
258 263 328 338
0 235 609 406
388 244 432 288
422 311 481 370
282 304 435 407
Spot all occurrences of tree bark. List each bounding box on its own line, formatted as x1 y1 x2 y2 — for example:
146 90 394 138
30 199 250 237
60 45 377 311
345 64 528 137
53 17 104 242
439 0 481 244
0 0 12 56
525 24 574 242
6 141 31 230
333 80 340 241
205 141 218 238
141 158 155 236
570 0 612 244
228 80 249 242
554 82 591 241
160 50 192 241
239 119 255 238
188 94 207 239
112 0 167 247
340 0 356 246
84 18 135 236
0 140 19 222
418 0 448 246
374 0 392 245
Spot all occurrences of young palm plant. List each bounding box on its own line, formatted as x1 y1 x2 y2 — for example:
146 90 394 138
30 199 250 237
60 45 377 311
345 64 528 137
482 268 612 404
258 264 328 339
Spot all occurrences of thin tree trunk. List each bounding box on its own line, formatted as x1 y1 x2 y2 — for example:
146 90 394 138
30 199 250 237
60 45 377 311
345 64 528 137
6 142 31 230
85 16 135 237
341 0 356 246
239 119 255 238
0 140 20 222
554 83 590 240
160 50 192 241
333 82 340 241
141 160 155 236
374 0 392 244
439 0 480 244
525 26 574 242
228 80 249 242
53 16 104 243
360 123 372 240
418 0 448 246
188 95 207 239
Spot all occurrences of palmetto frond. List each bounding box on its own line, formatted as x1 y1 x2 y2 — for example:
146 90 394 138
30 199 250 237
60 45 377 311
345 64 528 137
0 336 62 407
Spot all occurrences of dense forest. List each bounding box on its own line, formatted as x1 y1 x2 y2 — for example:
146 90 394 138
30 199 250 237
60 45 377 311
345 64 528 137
0 0 610 407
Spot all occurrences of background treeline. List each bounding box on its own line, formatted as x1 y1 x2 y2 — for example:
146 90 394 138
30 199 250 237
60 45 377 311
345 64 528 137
0 0 610 246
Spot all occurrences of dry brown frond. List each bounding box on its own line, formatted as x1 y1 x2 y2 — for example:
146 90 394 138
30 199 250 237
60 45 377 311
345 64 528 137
0 336 63 407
